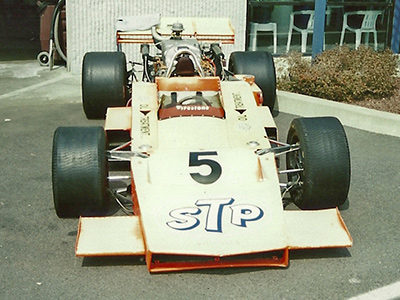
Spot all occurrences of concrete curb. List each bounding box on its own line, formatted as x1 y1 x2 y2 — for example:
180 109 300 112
276 90 400 138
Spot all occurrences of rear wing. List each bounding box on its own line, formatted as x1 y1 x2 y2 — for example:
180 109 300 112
116 17 235 46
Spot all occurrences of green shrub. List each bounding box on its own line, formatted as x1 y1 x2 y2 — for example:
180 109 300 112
277 46 398 102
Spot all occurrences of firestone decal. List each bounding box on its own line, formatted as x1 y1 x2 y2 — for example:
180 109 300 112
177 105 210 111
166 198 264 233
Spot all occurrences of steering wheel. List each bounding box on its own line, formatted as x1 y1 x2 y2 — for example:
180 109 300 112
178 95 212 106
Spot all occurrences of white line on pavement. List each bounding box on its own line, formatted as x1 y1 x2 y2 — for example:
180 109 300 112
0 74 70 100
349 280 400 300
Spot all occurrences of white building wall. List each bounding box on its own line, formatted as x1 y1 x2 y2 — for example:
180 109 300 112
66 0 247 74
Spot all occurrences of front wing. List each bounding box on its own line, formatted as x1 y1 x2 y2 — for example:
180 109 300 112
76 208 351 272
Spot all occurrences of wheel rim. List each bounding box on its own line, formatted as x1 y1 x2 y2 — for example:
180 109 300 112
40 55 49 65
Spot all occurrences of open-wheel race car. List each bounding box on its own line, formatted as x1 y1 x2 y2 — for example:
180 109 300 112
52 17 352 272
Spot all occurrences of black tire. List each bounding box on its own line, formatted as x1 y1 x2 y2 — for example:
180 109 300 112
286 117 351 210
82 52 128 119
52 126 109 218
228 51 276 111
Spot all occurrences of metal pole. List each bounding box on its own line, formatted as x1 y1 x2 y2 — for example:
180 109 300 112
312 0 327 58
391 0 400 53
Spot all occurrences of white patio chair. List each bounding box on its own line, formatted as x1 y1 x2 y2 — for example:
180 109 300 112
286 10 330 53
339 10 382 50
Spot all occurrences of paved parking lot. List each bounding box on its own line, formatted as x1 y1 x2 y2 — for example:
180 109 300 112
0 62 400 299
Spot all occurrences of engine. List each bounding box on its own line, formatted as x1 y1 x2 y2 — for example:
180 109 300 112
140 22 225 81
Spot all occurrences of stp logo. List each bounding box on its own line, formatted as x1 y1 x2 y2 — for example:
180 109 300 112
166 198 264 233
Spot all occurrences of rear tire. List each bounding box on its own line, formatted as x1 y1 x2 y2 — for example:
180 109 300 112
82 52 128 119
52 126 109 218
228 51 276 111
286 117 351 210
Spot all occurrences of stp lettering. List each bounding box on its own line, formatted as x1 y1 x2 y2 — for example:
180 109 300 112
167 198 264 233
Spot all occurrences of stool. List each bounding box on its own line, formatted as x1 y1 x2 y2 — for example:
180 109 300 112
248 22 277 53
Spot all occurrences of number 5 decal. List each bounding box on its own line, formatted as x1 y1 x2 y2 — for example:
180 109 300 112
189 152 222 184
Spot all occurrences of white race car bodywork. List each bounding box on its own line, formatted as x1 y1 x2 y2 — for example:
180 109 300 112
76 77 352 272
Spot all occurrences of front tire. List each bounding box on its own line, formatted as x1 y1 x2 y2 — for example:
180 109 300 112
52 126 109 218
286 117 351 210
82 52 128 119
228 51 276 111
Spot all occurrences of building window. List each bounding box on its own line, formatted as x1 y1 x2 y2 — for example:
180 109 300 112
247 0 394 54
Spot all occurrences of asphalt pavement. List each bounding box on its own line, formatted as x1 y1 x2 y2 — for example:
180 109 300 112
0 61 400 300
